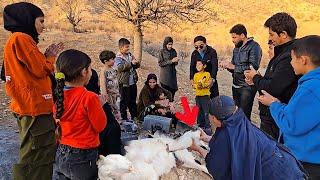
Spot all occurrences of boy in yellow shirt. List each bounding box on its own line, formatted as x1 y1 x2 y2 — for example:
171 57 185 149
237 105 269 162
193 60 213 134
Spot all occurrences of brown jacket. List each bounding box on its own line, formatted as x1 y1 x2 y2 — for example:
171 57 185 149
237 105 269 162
137 84 172 118
4 32 55 116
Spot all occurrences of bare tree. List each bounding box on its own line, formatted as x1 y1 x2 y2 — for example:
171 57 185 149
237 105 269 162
94 0 215 62
57 0 86 32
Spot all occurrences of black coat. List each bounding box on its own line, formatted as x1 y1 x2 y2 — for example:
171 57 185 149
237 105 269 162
158 48 178 90
190 45 218 80
230 38 262 87
253 40 300 117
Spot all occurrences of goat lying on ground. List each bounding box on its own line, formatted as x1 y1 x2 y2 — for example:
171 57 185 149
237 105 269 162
97 130 210 180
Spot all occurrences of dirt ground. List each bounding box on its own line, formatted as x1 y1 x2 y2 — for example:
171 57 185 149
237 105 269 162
0 30 261 179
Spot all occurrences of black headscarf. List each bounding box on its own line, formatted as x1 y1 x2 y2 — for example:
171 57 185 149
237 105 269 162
163 37 173 50
3 2 44 44
145 74 158 102
1 2 44 82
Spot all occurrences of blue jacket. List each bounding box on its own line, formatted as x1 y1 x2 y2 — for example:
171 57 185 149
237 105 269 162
205 109 305 180
270 67 320 164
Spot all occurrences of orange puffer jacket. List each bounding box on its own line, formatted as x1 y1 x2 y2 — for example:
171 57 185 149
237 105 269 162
3 32 55 116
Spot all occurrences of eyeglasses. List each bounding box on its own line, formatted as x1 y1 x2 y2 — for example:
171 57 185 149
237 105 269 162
195 45 204 50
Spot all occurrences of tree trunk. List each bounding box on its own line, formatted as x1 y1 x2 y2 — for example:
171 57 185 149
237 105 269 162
133 24 143 62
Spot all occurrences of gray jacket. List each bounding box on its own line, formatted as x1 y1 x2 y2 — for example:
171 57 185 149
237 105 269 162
230 38 262 87
158 48 178 90
115 53 140 87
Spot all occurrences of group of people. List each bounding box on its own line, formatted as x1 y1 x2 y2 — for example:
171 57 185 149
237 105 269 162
1 2 320 180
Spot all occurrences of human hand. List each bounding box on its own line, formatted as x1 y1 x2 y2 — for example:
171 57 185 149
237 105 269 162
132 58 139 65
244 66 258 80
199 128 211 143
99 94 109 106
45 42 64 57
172 57 180 63
257 90 280 106
245 78 254 85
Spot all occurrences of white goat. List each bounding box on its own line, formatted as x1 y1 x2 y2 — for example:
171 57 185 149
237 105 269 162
97 130 210 180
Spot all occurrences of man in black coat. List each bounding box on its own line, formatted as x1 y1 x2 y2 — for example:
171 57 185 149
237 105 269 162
220 24 262 120
190 35 219 98
244 12 301 140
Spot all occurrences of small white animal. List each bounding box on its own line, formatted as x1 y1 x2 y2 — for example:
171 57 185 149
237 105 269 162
97 130 210 180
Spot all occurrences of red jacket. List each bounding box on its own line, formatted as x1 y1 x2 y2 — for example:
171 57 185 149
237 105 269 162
54 87 107 149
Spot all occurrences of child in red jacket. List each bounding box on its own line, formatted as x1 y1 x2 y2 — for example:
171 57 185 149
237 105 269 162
53 49 107 179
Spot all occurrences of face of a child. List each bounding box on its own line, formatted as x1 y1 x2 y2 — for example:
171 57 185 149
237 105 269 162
209 114 222 128
83 64 92 85
290 50 305 75
148 79 157 89
105 58 115 67
196 61 205 72
120 44 130 54
35 16 45 35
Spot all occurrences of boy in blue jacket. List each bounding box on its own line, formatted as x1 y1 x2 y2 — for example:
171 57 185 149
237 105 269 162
258 35 320 179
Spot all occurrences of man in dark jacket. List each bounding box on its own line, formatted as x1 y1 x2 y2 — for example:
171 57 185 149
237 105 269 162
190 36 219 98
220 24 262 120
189 96 306 180
244 12 300 140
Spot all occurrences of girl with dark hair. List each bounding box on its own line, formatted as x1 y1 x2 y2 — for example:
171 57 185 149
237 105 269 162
137 74 176 124
2 2 63 179
53 49 107 179
158 37 179 100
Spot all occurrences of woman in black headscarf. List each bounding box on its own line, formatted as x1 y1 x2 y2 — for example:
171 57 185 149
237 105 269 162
158 37 179 100
137 74 174 121
2 2 63 179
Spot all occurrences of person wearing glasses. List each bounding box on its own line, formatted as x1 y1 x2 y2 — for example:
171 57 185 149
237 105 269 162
220 24 262 120
190 35 219 98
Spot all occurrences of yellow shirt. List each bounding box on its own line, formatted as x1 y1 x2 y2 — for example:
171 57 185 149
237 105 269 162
193 71 211 96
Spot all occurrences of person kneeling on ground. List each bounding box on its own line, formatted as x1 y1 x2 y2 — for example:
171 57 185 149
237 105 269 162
137 74 177 126
189 95 306 180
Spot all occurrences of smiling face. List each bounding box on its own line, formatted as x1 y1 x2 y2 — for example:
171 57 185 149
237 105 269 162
148 79 157 89
166 42 173 50
35 16 45 34
196 61 205 72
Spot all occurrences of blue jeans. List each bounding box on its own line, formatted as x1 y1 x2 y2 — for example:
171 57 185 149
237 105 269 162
53 144 98 180
196 95 211 129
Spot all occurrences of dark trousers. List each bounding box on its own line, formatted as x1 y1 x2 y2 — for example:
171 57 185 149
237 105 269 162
232 86 256 120
196 95 211 128
210 81 219 98
53 144 98 180
260 114 280 141
99 103 122 156
160 83 177 101
301 162 320 179
119 84 137 120
13 114 56 180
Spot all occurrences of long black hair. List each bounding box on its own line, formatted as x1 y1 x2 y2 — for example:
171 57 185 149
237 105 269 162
54 49 91 140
